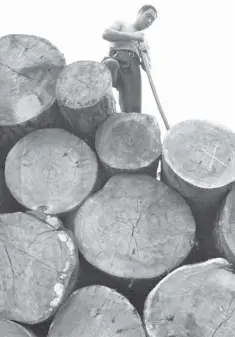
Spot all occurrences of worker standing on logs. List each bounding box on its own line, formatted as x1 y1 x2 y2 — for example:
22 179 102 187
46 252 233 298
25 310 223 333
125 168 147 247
102 5 157 113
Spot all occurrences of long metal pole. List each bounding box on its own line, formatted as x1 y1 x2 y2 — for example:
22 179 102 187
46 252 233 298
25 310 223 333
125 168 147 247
139 48 170 131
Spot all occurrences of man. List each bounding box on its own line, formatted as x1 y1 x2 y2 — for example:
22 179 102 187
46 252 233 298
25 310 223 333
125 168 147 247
102 5 157 113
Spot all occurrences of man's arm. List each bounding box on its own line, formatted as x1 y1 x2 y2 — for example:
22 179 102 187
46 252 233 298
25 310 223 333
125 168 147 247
102 21 144 42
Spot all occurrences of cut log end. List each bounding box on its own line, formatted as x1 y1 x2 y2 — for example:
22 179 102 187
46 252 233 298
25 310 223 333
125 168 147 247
0 212 78 324
0 318 36 337
5 128 98 215
144 258 235 337
95 113 162 172
48 285 146 337
72 174 196 279
163 119 235 189
0 34 65 126
56 60 112 109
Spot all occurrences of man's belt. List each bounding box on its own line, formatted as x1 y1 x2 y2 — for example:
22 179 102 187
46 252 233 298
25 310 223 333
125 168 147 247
109 49 140 61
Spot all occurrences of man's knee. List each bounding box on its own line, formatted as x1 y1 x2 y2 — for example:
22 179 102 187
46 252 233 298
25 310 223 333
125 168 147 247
102 58 119 85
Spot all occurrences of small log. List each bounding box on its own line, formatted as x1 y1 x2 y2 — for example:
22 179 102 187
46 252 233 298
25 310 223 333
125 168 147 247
56 60 116 143
5 128 98 215
0 34 65 165
0 318 37 337
161 119 235 211
95 113 162 177
214 185 235 265
144 258 235 337
0 211 78 324
48 285 146 337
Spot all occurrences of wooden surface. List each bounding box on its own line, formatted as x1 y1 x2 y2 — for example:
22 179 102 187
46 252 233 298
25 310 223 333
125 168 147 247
144 258 235 337
56 60 116 140
162 119 235 208
0 34 65 164
0 211 78 324
0 318 37 337
5 128 98 215
95 112 162 176
72 174 196 279
48 285 146 337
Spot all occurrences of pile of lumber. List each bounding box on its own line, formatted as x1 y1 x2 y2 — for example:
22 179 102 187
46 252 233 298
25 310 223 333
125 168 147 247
0 34 235 337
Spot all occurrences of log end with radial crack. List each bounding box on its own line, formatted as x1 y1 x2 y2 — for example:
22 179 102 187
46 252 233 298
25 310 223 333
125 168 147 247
144 258 235 337
0 211 78 324
48 285 146 337
5 128 98 215
70 174 196 280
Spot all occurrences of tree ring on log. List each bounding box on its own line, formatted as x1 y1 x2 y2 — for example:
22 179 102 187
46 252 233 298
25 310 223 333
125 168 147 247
95 113 162 172
56 60 112 109
0 212 78 324
5 128 98 215
0 318 36 337
144 258 235 337
73 174 196 279
0 34 65 126
163 120 235 189
48 285 146 337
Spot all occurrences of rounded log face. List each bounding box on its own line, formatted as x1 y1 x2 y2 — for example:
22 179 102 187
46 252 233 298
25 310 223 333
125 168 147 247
72 174 196 279
0 212 78 324
162 120 235 207
0 318 36 337
144 258 235 337
95 113 162 173
214 185 235 264
56 61 116 137
48 285 146 337
0 34 65 126
5 128 98 215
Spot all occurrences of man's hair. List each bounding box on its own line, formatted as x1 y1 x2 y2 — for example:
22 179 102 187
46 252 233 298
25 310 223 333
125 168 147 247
138 5 157 16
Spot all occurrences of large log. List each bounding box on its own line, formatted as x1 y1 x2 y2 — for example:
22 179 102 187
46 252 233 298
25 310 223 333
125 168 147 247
56 60 116 144
161 119 235 210
5 128 98 215
48 285 146 337
0 211 78 324
95 112 162 177
0 318 36 337
214 184 235 265
143 258 235 337
0 34 66 165
66 174 196 311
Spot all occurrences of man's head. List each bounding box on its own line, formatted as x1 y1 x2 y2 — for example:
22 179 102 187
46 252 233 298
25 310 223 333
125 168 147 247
135 5 157 30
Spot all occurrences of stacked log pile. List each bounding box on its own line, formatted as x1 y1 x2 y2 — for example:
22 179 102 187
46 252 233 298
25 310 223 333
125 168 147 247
0 34 235 336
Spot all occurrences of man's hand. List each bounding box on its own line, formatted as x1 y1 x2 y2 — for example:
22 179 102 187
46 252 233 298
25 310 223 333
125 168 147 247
132 31 145 42
138 41 147 52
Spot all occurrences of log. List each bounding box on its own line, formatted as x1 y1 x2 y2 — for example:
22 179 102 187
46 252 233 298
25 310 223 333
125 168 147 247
67 174 195 311
56 60 116 143
0 318 36 337
214 184 235 265
161 119 235 210
143 258 235 337
5 128 98 215
95 112 162 177
0 34 66 165
0 211 78 324
48 285 146 337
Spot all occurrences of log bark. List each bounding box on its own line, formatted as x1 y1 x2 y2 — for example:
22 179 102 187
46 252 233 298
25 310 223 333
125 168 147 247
0 34 66 166
0 318 37 337
56 60 116 143
0 211 78 324
95 113 162 177
69 174 196 279
48 285 146 337
214 185 235 265
161 119 235 210
5 128 98 215
144 258 235 337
